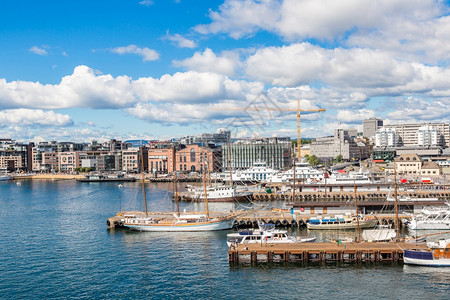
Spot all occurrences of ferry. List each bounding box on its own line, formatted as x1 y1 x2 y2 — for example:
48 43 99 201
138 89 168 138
406 203 450 230
306 214 377 230
226 224 316 247
404 239 450 266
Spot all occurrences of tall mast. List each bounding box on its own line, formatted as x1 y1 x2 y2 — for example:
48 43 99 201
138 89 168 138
140 145 148 217
201 139 210 218
354 177 361 242
393 160 400 242
292 156 296 202
173 144 179 216
227 139 234 187
296 99 302 161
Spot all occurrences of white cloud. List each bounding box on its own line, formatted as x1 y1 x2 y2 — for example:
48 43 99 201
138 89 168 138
133 70 264 103
139 0 154 7
386 97 450 122
195 0 443 41
173 48 239 76
29 46 48 56
335 109 375 123
194 0 280 39
111 45 159 61
166 34 197 48
0 109 73 126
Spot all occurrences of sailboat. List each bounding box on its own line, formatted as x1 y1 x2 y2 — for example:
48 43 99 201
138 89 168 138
115 145 234 232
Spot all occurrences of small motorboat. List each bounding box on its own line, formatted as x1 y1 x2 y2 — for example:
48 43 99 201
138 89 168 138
404 238 450 267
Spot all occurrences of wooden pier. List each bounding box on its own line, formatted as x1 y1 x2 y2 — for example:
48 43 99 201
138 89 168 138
228 242 427 264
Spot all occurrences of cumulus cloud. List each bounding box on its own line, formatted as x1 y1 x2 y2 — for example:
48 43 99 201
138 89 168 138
196 0 442 40
245 43 416 88
0 65 136 109
133 70 264 103
335 109 376 123
173 48 240 76
29 46 48 56
0 109 73 126
111 45 159 61
194 0 280 39
166 34 197 48
139 0 154 7
386 97 450 122
0 65 265 110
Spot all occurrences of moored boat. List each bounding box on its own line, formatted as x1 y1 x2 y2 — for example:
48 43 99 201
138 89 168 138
306 214 377 230
404 239 450 266
226 223 316 247
406 203 450 230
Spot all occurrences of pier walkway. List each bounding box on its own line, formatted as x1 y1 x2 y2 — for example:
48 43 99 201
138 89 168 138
228 242 427 264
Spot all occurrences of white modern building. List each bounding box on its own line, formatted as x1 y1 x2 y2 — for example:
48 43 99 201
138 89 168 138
418 125 438 147
375 128 399 147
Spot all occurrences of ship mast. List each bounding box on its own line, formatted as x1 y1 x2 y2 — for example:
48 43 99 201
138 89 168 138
173 144 180 216
140 145 148 217
201 139 210 219
227 139 233 187
354 177 361 242
393 160 400 242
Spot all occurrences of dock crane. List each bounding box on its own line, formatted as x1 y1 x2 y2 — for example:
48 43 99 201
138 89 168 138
215 100 325 160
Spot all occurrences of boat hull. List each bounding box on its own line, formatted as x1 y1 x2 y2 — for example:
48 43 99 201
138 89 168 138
307 220 377 230
124 219 233 232
404 250 450 266
407 222 450 230
183 194 252 203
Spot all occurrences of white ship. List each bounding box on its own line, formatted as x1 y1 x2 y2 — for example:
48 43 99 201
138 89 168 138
226 224 316 247
183 185 252 202
212 160 280 183
407 203 450 230
268 161 323 184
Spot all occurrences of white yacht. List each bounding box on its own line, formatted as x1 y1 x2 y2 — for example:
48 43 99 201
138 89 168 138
324 169 374 185
226 223 316 247
212 160 279 183
184 185 252 202
407 203 450 230
268 161 323 184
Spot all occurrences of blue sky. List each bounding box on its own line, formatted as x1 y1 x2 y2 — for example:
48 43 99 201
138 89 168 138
0 0 449 143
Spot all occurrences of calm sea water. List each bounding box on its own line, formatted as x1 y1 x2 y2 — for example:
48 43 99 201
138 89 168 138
0 180 449 299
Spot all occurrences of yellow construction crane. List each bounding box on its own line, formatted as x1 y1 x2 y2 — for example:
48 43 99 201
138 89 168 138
215 100 325 160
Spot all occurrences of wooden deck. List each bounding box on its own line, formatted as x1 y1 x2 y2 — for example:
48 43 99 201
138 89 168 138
228 242 428 264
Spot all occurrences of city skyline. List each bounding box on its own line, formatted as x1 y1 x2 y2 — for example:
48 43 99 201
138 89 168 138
1 0 450 143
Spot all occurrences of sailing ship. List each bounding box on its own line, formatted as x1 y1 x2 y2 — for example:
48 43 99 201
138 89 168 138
113 145 234 232
404 239 450 266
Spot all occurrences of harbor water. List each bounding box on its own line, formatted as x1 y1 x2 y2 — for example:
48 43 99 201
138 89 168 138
0 180 449 299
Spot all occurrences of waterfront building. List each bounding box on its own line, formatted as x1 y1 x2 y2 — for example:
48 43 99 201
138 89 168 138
96 153 123 172
176 144 220 173
122 147 148 173
148 147 175 173
222 137 291 171
383 122 449 147
0 139 30 172
391 153 441 177
363 118 383 139
310 129 368 161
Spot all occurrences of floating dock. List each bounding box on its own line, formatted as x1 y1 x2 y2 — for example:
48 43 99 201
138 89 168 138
228 242 427 264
